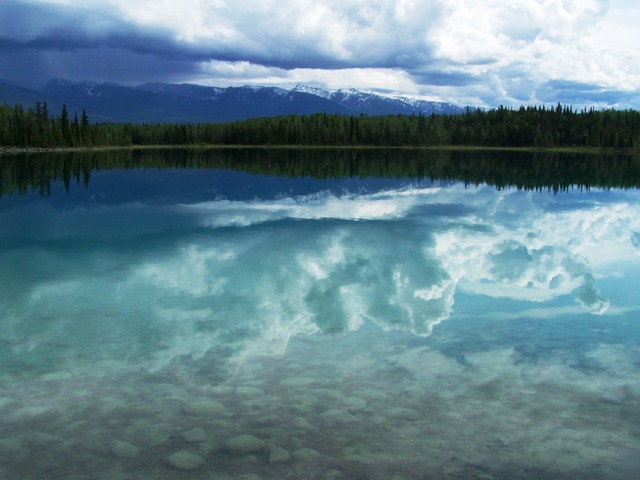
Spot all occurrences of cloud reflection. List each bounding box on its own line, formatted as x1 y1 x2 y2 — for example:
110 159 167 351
6 186 639 369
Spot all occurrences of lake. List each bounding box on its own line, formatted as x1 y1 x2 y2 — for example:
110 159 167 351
1 149 639 480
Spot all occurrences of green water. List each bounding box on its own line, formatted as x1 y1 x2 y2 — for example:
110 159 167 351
1 150 639 479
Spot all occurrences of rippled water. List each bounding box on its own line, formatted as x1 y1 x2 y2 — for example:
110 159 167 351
1 154 639 479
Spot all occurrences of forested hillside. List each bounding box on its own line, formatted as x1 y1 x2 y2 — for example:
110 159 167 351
3 148 640 198
1 101 639 149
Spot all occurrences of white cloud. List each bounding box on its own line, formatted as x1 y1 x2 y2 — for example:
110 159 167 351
5 185 639 372
2 0 639 106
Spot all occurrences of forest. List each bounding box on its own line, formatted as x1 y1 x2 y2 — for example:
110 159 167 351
2 148 640 198
1 101 640 149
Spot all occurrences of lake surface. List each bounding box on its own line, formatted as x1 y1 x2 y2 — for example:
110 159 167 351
1 149 639 479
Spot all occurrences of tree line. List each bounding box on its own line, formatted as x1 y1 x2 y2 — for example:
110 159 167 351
3 148 639 197
1 101 639 149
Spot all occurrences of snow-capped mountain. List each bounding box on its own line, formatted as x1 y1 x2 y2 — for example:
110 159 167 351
291 84 465 115
1 79 467 123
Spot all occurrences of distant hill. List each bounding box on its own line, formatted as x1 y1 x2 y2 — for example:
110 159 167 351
0 79 467 123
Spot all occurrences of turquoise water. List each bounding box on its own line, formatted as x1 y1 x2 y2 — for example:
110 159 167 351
1 157 640 479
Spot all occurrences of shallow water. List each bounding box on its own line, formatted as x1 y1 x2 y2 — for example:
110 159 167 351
1 153 640 479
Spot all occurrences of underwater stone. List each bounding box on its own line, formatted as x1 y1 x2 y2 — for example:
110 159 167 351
291 416 314 430
181 427 207 443
290 437 304 450
0 397 16 409
236 386 265 397
224 434 267 453
386 407 422 421
207 385 235 397
110 440 139 458
183 399 226 416
269 446 291 464
10 406 54 420
319 409 359 425
343 396 367 412
28 432 64 447
41 371 73 381
280 377 315 387
0 435 25 454
292 448 322 462
166 451 206 470
256 414 282 426
313 388 346 401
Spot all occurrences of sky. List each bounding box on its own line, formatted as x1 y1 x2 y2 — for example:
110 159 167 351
1 0 639 109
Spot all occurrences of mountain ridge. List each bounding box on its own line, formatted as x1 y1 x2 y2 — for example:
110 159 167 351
0 79 467 123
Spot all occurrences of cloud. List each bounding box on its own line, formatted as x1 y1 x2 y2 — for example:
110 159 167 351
3 185 639 373
1 0 638 106
537 80 640 107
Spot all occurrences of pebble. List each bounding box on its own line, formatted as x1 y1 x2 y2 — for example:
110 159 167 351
181 427 207 443
184 399 226 417
291 416 314 430
256 414 282 426
236 386 265 397
290 437 304 450
0 397 16 409
28 432 64 447
207 385 235 397
343 396 367 412
386 407 422 421
269 446 291 464
280 377 315 387
111 440 139 459
9 406 53 421
0 435 25 454
320 409 359 425
224 434 267 453
41 371 73 381
292 448 322 462
166 451 206 470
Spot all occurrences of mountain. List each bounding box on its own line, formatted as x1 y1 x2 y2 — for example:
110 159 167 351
0 79 467 123
0 79 49 108
292 85 465 116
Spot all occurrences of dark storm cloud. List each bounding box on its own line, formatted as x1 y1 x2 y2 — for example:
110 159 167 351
411 70 479 87
0 1 196 57
0 0 438 85
539 80 640 107
0 1 206 85
0 0 636 107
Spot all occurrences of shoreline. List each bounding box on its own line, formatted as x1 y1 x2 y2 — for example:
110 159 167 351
2 144 638 155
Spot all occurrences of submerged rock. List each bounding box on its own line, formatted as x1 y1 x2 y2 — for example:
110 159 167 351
292 448 321 462
236 386 265 397
0 435 25 454
256 414 282 426
41 371 73 381
280 377 315 387
181 427 207 443
110 440 139 459
183 399 226 417
166 451 206 470
386 407 422 421
0 397 16 409
207 385 234 397
269 446 291 464
224 434 267 453
343 396 367 412
319 409 359 426
29 432 64 447
291 416 314 430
